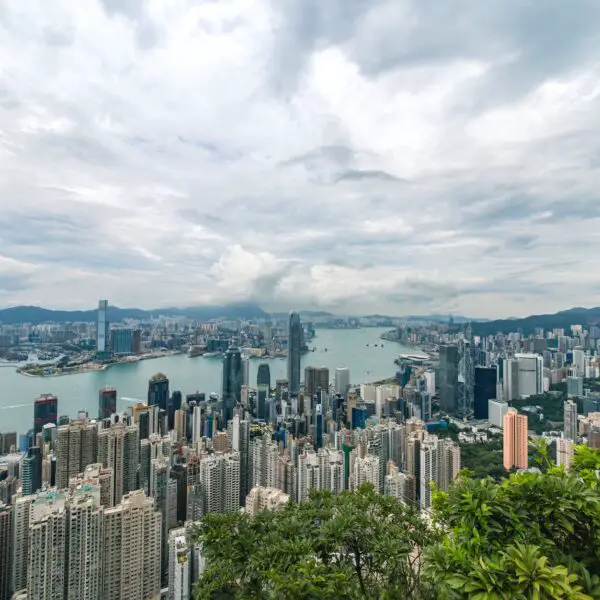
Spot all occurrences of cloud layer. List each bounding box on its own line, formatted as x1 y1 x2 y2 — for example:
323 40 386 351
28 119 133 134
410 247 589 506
1 0 599 317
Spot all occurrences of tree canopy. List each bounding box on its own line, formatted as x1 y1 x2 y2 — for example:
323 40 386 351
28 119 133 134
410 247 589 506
191 446 600 600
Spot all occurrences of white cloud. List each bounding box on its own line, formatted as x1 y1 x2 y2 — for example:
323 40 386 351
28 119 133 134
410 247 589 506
0 0 599 318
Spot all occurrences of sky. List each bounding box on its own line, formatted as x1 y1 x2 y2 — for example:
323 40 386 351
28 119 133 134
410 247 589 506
1 0 599 318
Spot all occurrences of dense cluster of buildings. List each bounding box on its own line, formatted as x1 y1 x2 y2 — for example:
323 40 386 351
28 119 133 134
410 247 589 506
0 311 460 600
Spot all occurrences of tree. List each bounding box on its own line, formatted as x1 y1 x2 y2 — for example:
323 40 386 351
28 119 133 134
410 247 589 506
427 453 600 599
190 484 437 600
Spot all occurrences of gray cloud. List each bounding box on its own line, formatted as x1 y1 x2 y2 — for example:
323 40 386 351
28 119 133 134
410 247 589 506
0 0 599 317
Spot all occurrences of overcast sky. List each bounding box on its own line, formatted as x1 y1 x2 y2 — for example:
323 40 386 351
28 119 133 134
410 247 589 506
1 0 599 318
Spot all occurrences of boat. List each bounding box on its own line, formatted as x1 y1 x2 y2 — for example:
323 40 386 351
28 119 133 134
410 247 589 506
202 352 224 358
187 346 205 358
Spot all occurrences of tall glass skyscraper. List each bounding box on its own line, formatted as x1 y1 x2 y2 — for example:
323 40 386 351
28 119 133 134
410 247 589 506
33 394 58 435
287 312 302 396
97 299 109 354
148 373 170 412
99 387 117 420
257 363 271 421
222 346 242 423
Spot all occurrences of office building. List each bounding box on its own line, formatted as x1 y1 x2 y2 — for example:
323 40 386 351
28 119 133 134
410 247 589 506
102 490 162 600
148 372 170 412
22 445 43 496
564 399 578 442
305 366 329 401
97 299 109 354
334 367 350 396
222 346 242 423
287 312 302 396
514 354 544 398
111 327 133 355
169 527 191 600
257 363 271 388
439 345 459 412
0 503 12 600
474 366 497 419
241 356 250 387
503 408 528 470
99 387 117 419
556 438 574 471
503 359 519 402
488 400 508 429
33 394 58 435
245 487 290 516
0 431 16 454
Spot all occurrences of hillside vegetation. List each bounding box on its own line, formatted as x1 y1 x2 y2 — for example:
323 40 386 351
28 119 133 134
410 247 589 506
191 447 600 600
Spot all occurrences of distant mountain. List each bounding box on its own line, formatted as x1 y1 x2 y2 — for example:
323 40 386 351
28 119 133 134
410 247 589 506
0 303 268 325
472 306 600 336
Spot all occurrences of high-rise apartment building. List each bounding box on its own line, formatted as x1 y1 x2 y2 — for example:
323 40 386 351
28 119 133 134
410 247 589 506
439 345 459 412
168 527 191 600
573 348 586 376
245 487 290 516
222 346 242 423
33 394 58 435
503 408 528 470
351 455 380 492
97 423 139 503
297 445 320 502
198 452 241 516
287 312 302 397
556 438 574 471
99 387 117 419
97 299 109 354
0 503 12 600
27 491 68 600
564 399 578 442
12 494 34 593
102 490 162 600
419 436 438 511
55 420 98 490
437 438 461 493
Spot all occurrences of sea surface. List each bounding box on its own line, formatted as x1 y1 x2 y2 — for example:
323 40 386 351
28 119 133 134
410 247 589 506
0 327 413 434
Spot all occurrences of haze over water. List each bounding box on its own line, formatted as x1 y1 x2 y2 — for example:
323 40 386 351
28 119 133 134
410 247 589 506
0 328 412 433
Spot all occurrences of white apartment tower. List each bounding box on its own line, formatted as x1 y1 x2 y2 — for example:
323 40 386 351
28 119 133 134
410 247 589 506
556 438 574 471
351 455 380 492
419 436 438 511
168 527 191 600
297 446 321 502
198 452 241 516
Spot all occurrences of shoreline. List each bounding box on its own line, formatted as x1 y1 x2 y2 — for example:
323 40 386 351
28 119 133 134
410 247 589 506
16 351 181 378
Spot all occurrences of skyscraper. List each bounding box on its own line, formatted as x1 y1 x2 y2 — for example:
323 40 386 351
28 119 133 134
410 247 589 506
99 387 117 420
102 491 162 600
503 408 528 470
148 373 170 412
21 446 42 496
222 346 242 423
439 345 459 413
305 366 329 401
474 366 497 419
564 399 578 442
556 438 574 471
33 394 58 435
503 359 520 401
287 312 302 397
514 353 544 398
0 503 12 600
334 367 350 396
97 299 109 354
257 363 271 421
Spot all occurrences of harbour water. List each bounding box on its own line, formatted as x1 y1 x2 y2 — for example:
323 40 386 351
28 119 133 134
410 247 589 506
0 327 413 434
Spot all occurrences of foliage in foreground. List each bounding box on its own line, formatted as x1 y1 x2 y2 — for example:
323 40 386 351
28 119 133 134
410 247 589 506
191 447 600 600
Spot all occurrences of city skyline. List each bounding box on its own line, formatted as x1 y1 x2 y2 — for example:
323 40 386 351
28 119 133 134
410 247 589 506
1 2 600 318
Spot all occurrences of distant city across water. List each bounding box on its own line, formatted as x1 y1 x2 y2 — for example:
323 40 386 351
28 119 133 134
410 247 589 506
0 327 414 434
